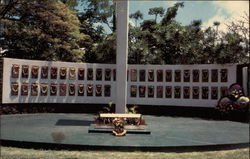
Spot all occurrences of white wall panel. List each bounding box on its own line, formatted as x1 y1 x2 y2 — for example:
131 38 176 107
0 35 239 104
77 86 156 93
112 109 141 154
2 58 238 108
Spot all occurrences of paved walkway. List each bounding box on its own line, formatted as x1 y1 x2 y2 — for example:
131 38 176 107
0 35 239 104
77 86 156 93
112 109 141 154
1 114 249 151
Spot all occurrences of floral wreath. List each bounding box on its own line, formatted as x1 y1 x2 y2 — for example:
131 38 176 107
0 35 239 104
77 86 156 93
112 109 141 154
112 118 127 136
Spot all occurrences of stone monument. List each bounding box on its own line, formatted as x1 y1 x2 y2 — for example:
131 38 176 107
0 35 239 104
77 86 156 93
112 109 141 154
115 0 128 113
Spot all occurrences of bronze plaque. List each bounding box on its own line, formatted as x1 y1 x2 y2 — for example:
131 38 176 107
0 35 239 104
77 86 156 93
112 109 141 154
148 86 154 98
78 68 85 80
41 66 48 79
104 85 111 97
11 82 19 96
105 69 111 81
50 83 57 96
50 67 58 79
31 83 38 96
211 69 218 82
69 68 76 80
193 69 199 82
192 87 199 99
221 69 228 82
202 87 209 99
139 85 146 97
96 68 102 81
183 70 190 82
157 86 163 98
139 70 145 82
165 86 172 98
211 87 218 99
183 86 190 99
60 67 67 80
165 70 172 82
130 69 137 82
87 68 93 81
59 84 67 96
130 85 137 97
69 84 75 96
157 70 163 82
174 86 181 98
78 84 84 96
21 83 29 96
22 65 29 78
202 69 209 82
87 84 93 96
175 70 181 82
11 64 20 78
96 84 102 96
40 83 48 96
31 66 39 79
148 70 154 82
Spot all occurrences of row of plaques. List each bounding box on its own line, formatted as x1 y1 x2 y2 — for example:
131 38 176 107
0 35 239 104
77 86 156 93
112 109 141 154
11 65 115 81
11 64 228 82
130 69 228 82
11 82 228 100
11 82 111 97
130 85 228 100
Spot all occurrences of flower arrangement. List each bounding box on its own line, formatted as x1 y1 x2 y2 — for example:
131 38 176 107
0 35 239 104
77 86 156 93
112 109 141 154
93 116 146 125
112 118 127 136
216 84 249 113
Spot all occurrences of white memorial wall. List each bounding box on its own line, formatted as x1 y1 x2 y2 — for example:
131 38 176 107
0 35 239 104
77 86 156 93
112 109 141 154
2 58 238 107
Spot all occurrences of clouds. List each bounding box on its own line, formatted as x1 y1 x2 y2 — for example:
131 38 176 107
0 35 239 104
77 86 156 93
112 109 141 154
203 1 249 32
163 1 177 7
202 8 228 32
212 1 249 15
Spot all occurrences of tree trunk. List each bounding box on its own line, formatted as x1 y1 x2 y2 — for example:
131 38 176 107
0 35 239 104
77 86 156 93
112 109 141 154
112 10 116 32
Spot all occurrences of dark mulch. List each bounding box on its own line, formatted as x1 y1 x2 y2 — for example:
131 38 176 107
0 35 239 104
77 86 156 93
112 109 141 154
0 104 249 123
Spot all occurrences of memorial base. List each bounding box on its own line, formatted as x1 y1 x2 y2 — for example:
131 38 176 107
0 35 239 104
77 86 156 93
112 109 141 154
88 124 151 134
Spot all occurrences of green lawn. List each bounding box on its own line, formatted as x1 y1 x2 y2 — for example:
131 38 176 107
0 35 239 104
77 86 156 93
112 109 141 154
0 146 249 159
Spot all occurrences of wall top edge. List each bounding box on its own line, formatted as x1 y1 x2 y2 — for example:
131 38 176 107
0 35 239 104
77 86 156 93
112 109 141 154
3 57 239 67
3 58 116 67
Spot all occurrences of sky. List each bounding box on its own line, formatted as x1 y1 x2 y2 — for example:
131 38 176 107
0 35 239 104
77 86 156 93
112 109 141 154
97 0 248 33
76 1 249 34
129 1 249 32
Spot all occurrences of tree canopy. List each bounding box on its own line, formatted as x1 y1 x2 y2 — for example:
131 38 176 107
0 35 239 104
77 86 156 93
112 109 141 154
130 10 143 27
0 0 90 62
0 1 248 64
148 7 165 22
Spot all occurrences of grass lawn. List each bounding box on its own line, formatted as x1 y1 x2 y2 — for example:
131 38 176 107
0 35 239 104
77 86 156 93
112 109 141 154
0 146 249 159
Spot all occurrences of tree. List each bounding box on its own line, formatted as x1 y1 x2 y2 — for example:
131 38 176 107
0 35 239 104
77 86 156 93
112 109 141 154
161 2 184 26
129 10 143 27
80 0 116 32
60 0 78 10
0 0 89 62
215 33 246 64
76 0 247 65
93 33 116 64
129 26 149 64
0 0 19 20
213 21 220 42
77 0 116 63
148 7 165 22
226 12 249 61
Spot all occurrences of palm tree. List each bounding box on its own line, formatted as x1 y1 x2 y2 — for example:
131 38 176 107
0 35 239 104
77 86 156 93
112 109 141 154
148 7 165 23
129 10 143 27
213 21 220 43
213 21 220 34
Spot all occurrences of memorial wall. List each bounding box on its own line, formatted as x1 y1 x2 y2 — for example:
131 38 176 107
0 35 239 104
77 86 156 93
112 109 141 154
1 58 238 107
